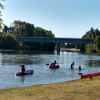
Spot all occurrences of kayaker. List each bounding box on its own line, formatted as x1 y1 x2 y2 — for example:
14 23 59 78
70 62 74 69
21 65 26 74
53 60 57 67
54 60 57 64
78 66 82 71
50 63 54 68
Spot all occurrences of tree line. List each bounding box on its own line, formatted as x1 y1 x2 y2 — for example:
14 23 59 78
0 1 55 52
0 20 55 51
80 27 100 53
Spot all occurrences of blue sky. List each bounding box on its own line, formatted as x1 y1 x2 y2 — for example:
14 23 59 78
2 0 100 38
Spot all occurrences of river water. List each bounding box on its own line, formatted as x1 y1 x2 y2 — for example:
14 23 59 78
0 50 100 89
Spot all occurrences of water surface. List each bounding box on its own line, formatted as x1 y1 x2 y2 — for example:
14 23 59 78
0 50 100 89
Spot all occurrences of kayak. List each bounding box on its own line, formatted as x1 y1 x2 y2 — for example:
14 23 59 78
79 72 100 79
49 64 59 69
16 70 33 76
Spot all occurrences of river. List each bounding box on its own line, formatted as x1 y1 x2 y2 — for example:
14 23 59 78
0 50 100 89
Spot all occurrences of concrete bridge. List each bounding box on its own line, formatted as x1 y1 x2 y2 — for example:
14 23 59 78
16 37 94 54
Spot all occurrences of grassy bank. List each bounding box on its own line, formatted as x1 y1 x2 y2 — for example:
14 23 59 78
0 77 100 100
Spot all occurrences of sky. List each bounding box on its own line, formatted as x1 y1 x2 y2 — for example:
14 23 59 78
2 0 100 38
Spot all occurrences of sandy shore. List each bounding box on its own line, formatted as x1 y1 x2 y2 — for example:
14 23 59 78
0 76 100 100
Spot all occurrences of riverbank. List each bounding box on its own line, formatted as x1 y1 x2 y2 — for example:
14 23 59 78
0 76 100 100
63 48 80 52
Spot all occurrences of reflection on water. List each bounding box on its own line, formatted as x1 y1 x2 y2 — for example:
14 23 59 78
0 50 100 89
21 76 25 84
87 60 100 67
1 55 43 65
0 50 54 55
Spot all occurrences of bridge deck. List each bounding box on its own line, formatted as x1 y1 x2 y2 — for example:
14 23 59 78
16 37 94 44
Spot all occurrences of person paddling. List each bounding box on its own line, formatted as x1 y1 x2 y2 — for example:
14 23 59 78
20 65 26 74
54 60 57 66
78 66 82 71
70 62 74 70
54 60 57 64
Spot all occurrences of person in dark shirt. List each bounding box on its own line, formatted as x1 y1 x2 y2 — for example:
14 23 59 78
70 62 74 69
78 66 82 71
54 60 57 64
21 65 26 74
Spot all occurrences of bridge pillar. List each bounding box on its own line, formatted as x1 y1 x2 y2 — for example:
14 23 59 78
56 42 61 55
60 42 65 52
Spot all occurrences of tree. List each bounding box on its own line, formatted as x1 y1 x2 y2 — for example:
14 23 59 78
0 0 4 30
10 20 35 36
95 36 100 52
81 27 100 53
0 33 17 49
34 27 54 37
95 28 100 36
2 25 8 33
2 20 55 51
82 27 97 39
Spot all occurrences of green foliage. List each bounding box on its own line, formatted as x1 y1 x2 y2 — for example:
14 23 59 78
2 25 8 33
0 20 55 51
81 27 100 53
34 27 54 37
0 33 17 49
10 20 54 37
82 27 100 39
10 20 34 36
85 44 96 53
4 20 55 51
95 36 100 52
0 0 5 30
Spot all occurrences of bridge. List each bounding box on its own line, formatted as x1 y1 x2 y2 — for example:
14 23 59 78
16 37 94 54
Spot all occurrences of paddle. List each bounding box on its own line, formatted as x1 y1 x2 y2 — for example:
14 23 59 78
46 63 60 65
78 72 83 75
46 64 49 65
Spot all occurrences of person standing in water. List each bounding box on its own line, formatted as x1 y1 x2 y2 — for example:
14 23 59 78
78 66 82 71
70 62 74 69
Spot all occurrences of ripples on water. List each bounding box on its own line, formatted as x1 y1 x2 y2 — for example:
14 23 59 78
0 50 100 89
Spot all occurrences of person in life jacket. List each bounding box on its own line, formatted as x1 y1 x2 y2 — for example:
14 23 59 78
21 65 26 74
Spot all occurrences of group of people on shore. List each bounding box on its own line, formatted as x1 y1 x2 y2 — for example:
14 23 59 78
70 61 82 70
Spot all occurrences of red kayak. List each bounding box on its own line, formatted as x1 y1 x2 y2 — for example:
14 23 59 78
49 64 59 69
79 72 100 79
